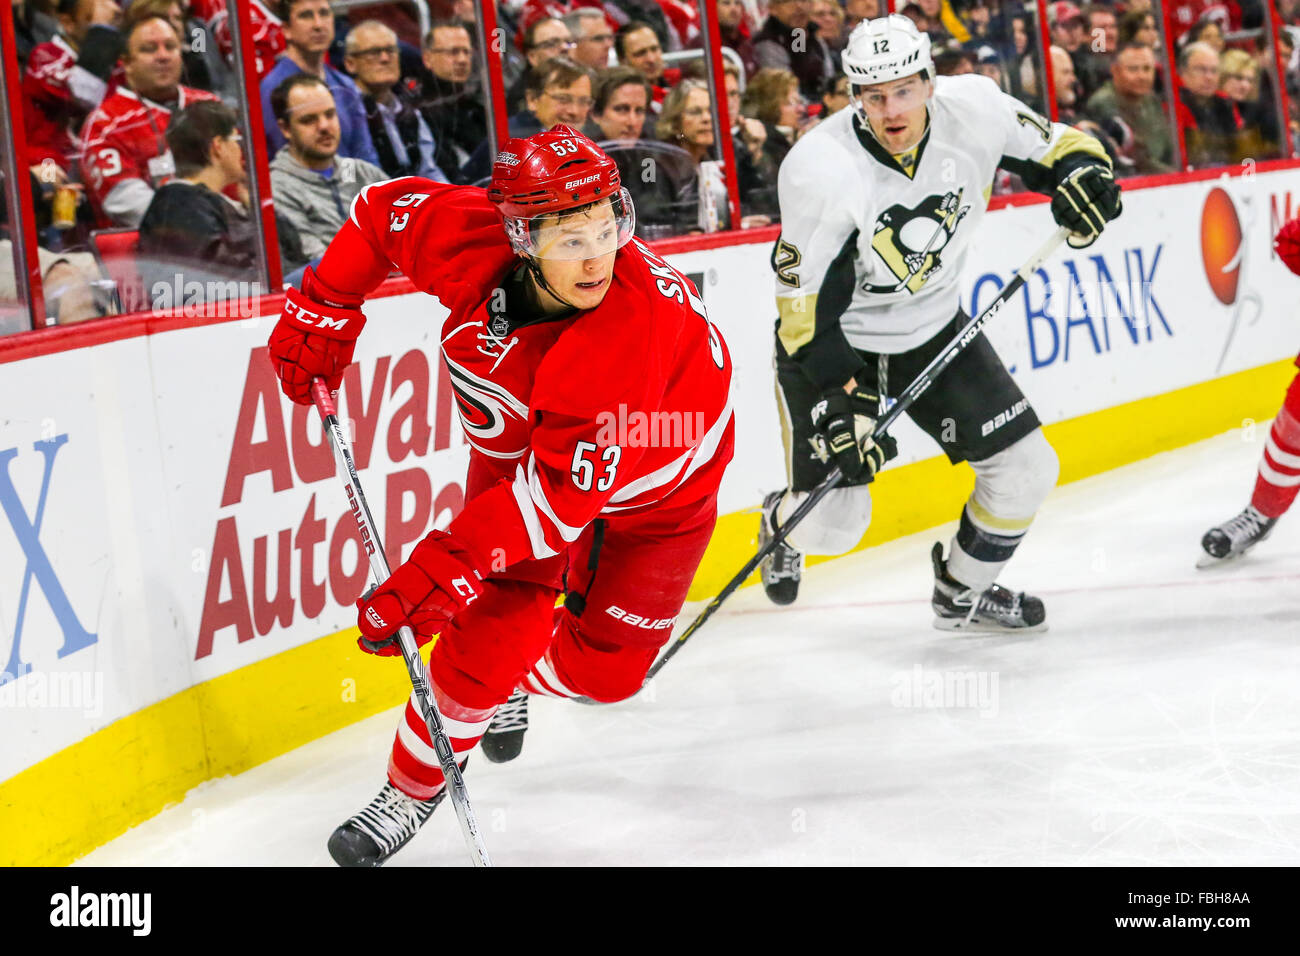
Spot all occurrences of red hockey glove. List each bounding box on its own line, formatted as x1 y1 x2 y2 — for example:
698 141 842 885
355 531 485 656
267 267 367 405
1274 218 1300 276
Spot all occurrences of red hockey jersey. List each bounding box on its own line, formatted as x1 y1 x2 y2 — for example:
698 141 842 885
312 177 735 570
22 35 107 171
80 85 219 225
191 0 286 80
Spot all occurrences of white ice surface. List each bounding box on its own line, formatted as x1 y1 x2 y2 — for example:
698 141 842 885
78 426 1300 866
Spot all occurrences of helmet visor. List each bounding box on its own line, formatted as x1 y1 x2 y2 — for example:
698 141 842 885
506 189 637 261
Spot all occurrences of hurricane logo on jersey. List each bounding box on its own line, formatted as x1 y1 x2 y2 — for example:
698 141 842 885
866 189 970 294
444 357 530 459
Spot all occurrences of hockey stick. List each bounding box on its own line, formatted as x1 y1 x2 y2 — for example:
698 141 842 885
643 225 1070 684
311 379 493 868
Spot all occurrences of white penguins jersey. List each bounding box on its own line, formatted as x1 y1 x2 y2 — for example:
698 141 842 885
772 73 1108 389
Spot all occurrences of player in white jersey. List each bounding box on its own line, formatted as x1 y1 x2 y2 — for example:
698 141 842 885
758 15 1122 630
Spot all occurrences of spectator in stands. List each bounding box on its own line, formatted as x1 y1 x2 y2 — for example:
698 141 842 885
1085 4 1119 54
821 71 851 116
80 14 220 227
844 0 881 32
973 46 1004 89
655 80 723 230
716 0 759 78
462 57 595 182
506 17 574 114
14 0 61 68
961 1 996 44
137 100 259 303
260 0 379 166
741 67 804 168
1051 44 1082 123
1118 8 1160 49
811 0 847 56
617 20 679 113
1007 14 1037 101
1178 40 1243 166
754 0 835 100
268 74 387 262
23 0 122 175
1077 3 1119 98
1085 41 1176 174
565 8 615 71
518 57 595 137
1052 43 1128 172
586 66 651 143
127 0 214 91
344 20 448 182
1219 47 1281 155
1050 2 1087 54
419 20 487 184
1182 16 1225 54
934 48 977 76
191 0 285 81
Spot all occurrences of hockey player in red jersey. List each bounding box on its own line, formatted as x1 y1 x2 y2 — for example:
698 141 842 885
1199 216 1300 565
267 126 734 865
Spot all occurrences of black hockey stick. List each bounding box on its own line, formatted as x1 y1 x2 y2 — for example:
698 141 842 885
312 379 493 867
643 225 1070 684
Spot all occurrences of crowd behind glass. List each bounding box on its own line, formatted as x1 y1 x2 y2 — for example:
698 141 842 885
2 0 1297 331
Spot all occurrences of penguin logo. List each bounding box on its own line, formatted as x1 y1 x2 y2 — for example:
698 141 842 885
866 189 970 294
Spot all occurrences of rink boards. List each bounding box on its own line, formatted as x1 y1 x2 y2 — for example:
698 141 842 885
2 164 1299 864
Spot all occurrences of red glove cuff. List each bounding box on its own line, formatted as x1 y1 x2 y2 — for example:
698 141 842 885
282 286 366 342
301 264 368 310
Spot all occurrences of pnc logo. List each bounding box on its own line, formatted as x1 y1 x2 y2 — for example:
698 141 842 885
1201 186 1243 306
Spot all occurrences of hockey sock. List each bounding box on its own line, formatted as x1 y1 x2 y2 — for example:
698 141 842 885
945 504 1027 591
1250 374 1300 519
387 678 494 800
519 649 583 698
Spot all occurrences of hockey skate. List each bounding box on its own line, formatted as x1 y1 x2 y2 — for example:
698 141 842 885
930 543 1046 633
481 690 528 763
327 780 450 867
1198 505 1278 568
759 490 803 605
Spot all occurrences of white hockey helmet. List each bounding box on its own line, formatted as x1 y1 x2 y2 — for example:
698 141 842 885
841 15 934 87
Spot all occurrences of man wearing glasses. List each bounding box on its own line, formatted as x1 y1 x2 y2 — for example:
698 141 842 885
564 8 616 71
462 57 595 181
259 0 379 166
419 19 488 184
506 17 575 114
345 20 449 182
1177 40 1245 168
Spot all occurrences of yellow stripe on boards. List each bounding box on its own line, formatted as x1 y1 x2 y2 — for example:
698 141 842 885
0 629 426 866
2 358 1292 865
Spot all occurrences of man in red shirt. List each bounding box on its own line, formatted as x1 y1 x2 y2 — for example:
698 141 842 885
80 14 218 226
22 0 122 174
267 126 735 866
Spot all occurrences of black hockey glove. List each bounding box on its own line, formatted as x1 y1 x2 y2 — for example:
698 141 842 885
811 386 899 482
1051 163 1122 249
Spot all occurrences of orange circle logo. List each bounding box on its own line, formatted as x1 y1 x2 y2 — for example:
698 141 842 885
1201 187 1242 306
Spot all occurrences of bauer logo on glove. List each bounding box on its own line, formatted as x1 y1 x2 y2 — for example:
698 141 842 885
809 386 899 482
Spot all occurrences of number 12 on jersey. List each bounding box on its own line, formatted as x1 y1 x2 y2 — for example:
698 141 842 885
571 441 621 492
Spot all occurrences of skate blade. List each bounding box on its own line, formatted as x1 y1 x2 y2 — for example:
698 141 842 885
1195 549 1248 570
932 616 1049 635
